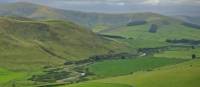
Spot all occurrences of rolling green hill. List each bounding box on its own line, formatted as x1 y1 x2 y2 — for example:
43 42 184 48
58 18 200 86
0 2 178 28
99 15 200 48
0 2 130 27
0 17 127 86
0 2 200 87
0 17 125 71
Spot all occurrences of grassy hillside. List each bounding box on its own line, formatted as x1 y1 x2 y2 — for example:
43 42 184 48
0 2 178 28
95 59 200 87
0 17 125 71
60 18 200 86
100 16 200 48
63 59 200 87
0 17 127 86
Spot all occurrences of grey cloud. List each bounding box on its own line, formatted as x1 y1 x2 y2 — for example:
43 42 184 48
2 0 200 5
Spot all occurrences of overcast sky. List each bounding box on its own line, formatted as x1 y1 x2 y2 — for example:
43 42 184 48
0 0 200 16
2 0 198 5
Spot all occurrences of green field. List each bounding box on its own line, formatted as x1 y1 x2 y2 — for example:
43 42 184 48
60 59 200 87
88 57 187 77
93 59 200 87
0 68 28 86
0 17 127 70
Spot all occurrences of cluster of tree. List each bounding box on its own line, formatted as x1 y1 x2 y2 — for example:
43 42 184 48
73 67 94 81
29 68 70 82
138 46 169 55
64 52 136 65
149 24 158 33
99 34 127 39
192 54 197 59
166 39 200 45
182 22 200 29
30 66 93 84
127 20 147 26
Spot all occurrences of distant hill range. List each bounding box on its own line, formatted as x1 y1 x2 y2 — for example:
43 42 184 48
176 15 200 25
0 2 188 28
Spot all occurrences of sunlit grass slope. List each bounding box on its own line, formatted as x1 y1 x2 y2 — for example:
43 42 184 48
94 59 200 87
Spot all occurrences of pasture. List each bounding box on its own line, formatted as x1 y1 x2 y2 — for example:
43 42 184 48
95 59 200 87
88 57 187 77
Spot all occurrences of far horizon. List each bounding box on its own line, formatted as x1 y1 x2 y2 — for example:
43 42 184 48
0 0 200 16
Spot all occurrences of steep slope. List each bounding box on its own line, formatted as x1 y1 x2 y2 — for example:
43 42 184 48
0 17 125 71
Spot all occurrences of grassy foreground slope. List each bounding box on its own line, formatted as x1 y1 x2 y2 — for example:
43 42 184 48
60 59 200 87
61 82 132 87
93 59 200 87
